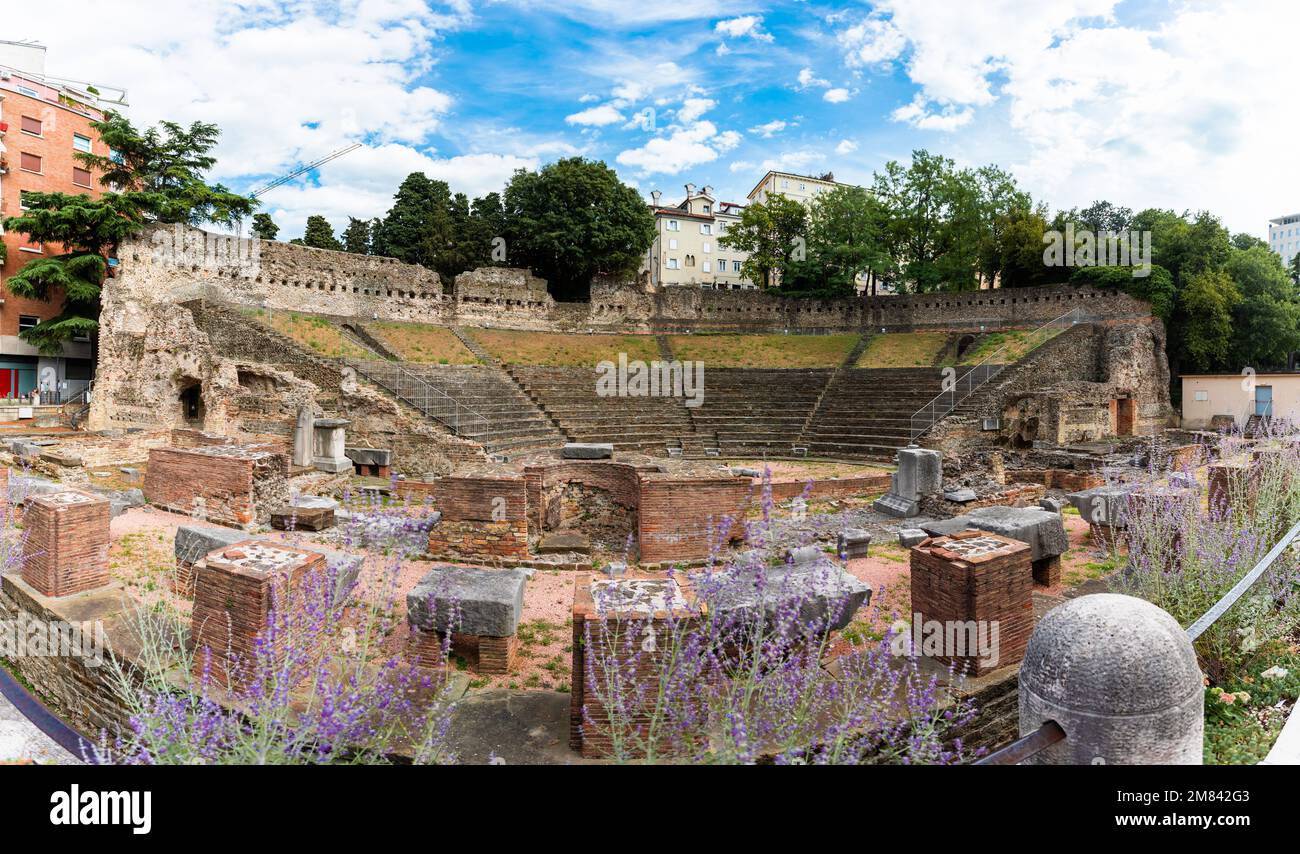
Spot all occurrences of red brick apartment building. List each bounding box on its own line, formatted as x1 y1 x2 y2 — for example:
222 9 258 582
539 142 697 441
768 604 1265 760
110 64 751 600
0 41 104 401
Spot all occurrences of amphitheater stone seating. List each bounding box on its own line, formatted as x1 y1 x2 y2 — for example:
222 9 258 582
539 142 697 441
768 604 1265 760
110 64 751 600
799 368 949 459
689 368 834 456
354 361 566 455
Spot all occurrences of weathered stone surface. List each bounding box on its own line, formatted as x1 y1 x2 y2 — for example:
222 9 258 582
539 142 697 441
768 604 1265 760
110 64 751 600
898 528 928 547
872 492 919 518
344 447 392 466
1019 594 1203 765
175 524 251 564
944 488 978 503
1066 485 1134 527
873 447 942 517
270 504 335 531
561 443 614 460
604 561 628 578
837 528 872 559
730 467 762 478
702 559 870 633
959 505 1070 561
1038 497 1064 512
784 545 824 565
407 565 528 637
536 531 591 555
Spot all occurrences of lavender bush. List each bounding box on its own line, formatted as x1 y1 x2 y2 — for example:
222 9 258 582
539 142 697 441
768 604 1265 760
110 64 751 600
1115 435 1300 682
579 474 980 765
96 499 458 765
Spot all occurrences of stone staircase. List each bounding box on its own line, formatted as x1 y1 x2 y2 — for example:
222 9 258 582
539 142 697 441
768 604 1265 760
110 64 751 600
351 360 567 456
799 367 951 459
508 365 696 453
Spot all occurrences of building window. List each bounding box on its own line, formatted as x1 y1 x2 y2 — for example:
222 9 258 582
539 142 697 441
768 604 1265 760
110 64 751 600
73 166 94 188
16 85 38 97
667 220 679 231
666 258 679 270
19 238 43 253
1194 390 1209 401
18 315 40 331
19 190 34 209
733 260 742 272
700 223 712 235
668 238 678 250
702 261 711 273
73 134 92 153
685 254 696 267
702 242 711 253
20 115 42 136
20 152 42 173
703 204 711 214
718 258 727 270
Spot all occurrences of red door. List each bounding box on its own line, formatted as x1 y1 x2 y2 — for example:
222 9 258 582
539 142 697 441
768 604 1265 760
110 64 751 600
0 369 12 400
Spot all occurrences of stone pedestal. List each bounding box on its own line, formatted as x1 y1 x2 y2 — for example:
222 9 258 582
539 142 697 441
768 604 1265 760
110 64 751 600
872 447 942 518
909 531 1033 676
190 540 328 687
21 490 111 597
344 447 392 478
407 565 528 674
570 576 698 758
312 418 352 474
292 406 314 468
173 524 251 598
837 529 872 559
270 504 335 531
924 505 1069 587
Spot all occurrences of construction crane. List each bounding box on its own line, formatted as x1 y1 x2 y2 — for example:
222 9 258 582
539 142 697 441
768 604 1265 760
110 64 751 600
248 142 362 198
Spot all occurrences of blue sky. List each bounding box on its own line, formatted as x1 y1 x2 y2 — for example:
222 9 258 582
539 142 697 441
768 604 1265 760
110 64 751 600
14 1 1300 239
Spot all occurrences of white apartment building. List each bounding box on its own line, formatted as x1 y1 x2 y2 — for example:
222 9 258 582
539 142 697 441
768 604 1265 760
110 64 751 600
643 184 754 289
746 169 847 206
1269 213 1300 268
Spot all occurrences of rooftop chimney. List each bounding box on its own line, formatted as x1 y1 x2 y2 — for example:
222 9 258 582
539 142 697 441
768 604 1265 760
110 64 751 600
651 189 662 207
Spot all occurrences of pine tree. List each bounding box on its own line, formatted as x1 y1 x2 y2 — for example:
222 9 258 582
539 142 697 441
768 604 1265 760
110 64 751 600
251 213 279 241
342 217 371 254
300 215 343 251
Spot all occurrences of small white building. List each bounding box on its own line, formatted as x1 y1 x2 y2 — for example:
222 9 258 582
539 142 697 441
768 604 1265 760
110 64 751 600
1181 372 1300 428
1268 213 1300 269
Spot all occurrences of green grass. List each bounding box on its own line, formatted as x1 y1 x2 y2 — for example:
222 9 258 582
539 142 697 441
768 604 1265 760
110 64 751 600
468 329 660 366
666 333 860 368
856 332 949 368
368 322 479 364
956 327 1063 365
246 310 372 359
1203 643 1299 764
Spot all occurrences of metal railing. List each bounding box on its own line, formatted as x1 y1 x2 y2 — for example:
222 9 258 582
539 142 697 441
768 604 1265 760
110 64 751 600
907 307 1084 442
60 381 94 428
978 515 1300 764
347 359 490 439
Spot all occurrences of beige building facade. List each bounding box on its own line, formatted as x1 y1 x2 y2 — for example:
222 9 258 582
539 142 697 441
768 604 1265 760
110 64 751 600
746 170 846 206
1180 373 1300 428
643 184 754 289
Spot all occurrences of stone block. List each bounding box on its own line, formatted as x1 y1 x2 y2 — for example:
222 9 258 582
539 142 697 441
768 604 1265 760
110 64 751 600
944 488 978 503
837 528 872 559
1039 497 1064 512
536 531 591 555
407 565 528 638
561 442 614 460
960 505 1070 562
345 447 392 467
872 492 919 518
702 558 871 633
174 524 253 598
1066 485 1134 527
898 528 928 547
270 504 335 531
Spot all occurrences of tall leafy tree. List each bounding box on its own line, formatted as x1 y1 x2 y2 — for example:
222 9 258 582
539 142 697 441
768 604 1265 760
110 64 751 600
3 113 253 352
75 111 253 227
503 157 653 300
1226 245 1300 371
297 215 343 251
1179 268 1240 373
341 217 371 254
250 213 279 241
719 193 808 290
802 185 889 294
371 172 454 269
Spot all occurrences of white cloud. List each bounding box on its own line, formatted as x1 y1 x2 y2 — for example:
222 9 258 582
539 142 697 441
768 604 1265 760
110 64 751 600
714 15 774 42
749 120 788 138
676 97 717 124
823 88 853 103
565 104 625 126
797 67 830 89
616 121 740 175
759 150 827 174
835 139 859 155
828 1 1300 233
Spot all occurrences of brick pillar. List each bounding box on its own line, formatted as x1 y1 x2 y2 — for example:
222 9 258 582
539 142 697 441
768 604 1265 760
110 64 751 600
570 575 698 758
909 531 1033 677
21 490 111 597
190 540 326 687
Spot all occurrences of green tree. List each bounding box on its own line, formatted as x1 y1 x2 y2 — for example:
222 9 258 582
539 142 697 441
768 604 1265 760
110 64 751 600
371 172 454 269
2 193 145 352
250 213 279 241
1288 252 1300 288
75 111 253 227
719 193 808 290
1225 245 1300 370
341 217 371 254
802 185 889 295
300 215 343 251
1179 268 1241 373
503 157 653 300
4 114 252 352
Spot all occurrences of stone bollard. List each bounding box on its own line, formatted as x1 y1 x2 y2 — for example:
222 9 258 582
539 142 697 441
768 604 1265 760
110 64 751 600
1018 594 1203 765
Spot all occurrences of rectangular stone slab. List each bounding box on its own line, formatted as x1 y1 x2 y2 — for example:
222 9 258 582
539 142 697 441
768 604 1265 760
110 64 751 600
175 524 251 564
562 443 614 459
407 565 528 637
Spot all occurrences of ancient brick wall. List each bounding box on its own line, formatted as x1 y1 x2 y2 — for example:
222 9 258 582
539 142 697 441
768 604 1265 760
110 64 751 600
767 473 892 503
638 476 751 564
144 445 289 527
